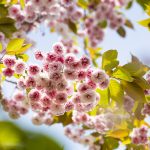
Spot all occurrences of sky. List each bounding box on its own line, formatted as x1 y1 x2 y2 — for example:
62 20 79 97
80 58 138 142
1 2 150 150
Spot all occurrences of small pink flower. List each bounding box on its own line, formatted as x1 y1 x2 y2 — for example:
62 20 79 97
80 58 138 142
3 56 16 68
28 89 41 102
13 91 25 101
80 56 90 68
80 90 96 104
9 5 20 16
65 54 75 67
40 95 51 107
19 107 28 115
77 70 86 80
56 79 68 91
55 92 67 104
50 103 65 116
49 62 63 73
34 50 44 60
45 90 57 99
91 70 106 83
72 94 81 104
25 76 36 88
14 60 26 74
17 78 26 89
44 117 53 125
32 115 43 125
49 72 63 82
64 69 77 80
77 83 91 93
46 52 57 62
65 101 74 112
28 65 40 76
52 42 64 55
3 68 14 77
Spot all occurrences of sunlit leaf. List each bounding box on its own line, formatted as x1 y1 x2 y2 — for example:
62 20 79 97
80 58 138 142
113 67 134 82
102 50 119 71
138 18 150 29
77 0 88 9
96 88 110 108
121 81 146 102
6 38 25 54
107 129 129 140
20 0 25 9
0 42 2 51
109 79 124 104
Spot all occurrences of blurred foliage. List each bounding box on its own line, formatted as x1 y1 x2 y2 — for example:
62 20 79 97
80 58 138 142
0 121 63 150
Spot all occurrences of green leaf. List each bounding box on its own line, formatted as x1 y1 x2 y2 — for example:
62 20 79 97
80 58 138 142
77 0 88 9
0 17 16 37
117 26 126 37
109 79 124 104
138 18 150 29
134 77 150 90
54 112 72 126
6 38 25 54
96 88 110 108
101 137 119 150
102 50 119 71
121 81 146 102
136 0 150 10
125 19 134 29
98 20 107 28
123 55 149 77
113 67 134 82
68 20 77 34
134 102 145 120
126 1 133 9
20 0 25 9
0 5 8 18
0 42 2 51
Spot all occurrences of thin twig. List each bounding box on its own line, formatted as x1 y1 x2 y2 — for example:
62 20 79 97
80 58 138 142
5 79 17 85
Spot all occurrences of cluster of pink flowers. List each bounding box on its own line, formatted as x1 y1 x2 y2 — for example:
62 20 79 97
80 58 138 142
1 42 109 125
130 126 149 145
2 56 26 77
84 1 127 47
64 126 102 150
5 0 131 50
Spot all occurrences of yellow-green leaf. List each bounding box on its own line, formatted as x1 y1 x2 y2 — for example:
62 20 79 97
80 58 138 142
121 81 146 102
20 0 25 9
0 42 2 51
6 38 25 54
109 79 124 104
138 18 150 29
107 129 129 140
102 50 119 71
96 88 110 108
77 0 88 9
113 67 134 82
16 44 32 54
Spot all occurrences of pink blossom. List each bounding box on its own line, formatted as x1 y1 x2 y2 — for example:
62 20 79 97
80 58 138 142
3 68 14 77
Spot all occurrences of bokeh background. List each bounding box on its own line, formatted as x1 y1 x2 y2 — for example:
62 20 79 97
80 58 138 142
1 2 150 150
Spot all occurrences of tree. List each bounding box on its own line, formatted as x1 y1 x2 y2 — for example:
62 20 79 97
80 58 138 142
0 0 150 149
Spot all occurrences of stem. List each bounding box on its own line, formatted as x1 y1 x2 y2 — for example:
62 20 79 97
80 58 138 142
5 79 17 85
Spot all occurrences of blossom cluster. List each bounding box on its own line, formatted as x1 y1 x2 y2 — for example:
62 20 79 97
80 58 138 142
130 126 149 145
1 42 109 125
5 0 131 50
85 0 129 47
